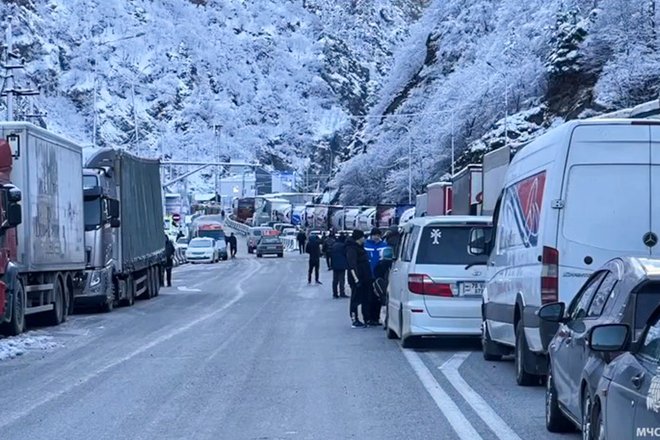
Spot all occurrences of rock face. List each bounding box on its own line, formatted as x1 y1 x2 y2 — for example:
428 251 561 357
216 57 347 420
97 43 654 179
0 0 426 187
334 0 660 205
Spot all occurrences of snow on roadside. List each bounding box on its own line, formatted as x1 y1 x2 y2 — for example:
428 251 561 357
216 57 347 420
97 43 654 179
0 331 59 361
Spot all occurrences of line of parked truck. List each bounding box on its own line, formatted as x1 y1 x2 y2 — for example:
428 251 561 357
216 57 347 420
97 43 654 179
380 116 660 437
0 122 167 336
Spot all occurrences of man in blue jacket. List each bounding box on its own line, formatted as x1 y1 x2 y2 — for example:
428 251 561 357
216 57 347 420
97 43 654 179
330 234 349 298
363 228 387 325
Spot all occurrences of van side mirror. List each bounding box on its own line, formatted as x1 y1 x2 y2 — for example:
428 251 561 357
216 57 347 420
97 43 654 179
538 302 566 323
110 218 121 228
468 228 492 256
1 185 22 229
589 324 629 352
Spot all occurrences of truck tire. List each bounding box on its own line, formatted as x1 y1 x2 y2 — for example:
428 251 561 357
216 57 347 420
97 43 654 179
100 295 113 313
0 279 25 336
45 279 65 326
121 277 135 306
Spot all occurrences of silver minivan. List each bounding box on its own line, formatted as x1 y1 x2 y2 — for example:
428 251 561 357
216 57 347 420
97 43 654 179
386 216 492 347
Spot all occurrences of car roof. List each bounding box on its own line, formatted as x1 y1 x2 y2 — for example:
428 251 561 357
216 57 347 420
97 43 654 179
403 215 492 229
625 257 660 281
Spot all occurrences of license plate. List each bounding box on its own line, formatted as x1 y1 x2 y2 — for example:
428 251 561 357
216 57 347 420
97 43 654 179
459 282 484 296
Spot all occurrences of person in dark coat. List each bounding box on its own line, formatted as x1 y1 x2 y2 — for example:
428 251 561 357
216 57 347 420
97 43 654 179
228 232 238 258
330 234 348 298
164 235 175 287
296 230 307 254
323 232 336 270
346 230 372 328
305 234 322 285
373 246 394 307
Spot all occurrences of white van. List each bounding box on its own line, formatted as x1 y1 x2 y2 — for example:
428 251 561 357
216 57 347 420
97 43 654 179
387 216 492 347
482 119 660 386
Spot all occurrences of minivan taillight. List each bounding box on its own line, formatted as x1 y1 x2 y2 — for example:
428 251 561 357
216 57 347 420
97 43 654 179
541 246 559 304
408 274 453 297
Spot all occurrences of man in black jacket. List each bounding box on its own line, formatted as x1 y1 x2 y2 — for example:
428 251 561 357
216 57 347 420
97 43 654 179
330 234 348 298
296 230 307 254
346 230 371 328
306 234 322 285
164 235 175 287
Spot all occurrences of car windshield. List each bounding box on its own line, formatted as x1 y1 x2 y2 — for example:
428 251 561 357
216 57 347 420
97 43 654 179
189 239 213 248
176 238 188 244
416 225 492 265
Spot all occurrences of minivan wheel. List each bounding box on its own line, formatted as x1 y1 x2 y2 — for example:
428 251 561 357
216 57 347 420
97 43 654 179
482 321 503 361
546 363 574 432
515 324 537 386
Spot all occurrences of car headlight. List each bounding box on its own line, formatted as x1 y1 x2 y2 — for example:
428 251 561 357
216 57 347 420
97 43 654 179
90 270 102 287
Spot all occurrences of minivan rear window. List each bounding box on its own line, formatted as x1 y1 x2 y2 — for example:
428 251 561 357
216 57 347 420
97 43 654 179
416 225 492 265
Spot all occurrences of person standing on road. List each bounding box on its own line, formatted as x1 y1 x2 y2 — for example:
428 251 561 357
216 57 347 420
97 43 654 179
164 235 175 287
228 232 238 258
363 228 387 326
306 234 322 285
330 234 348 299
323 232 336 271
297 230 307 254
346 230 371 328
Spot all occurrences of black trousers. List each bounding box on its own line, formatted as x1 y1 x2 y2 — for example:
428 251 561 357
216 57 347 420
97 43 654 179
326 255 331 269
332 269 346 297
230 246 237 257
308 258 320 283
163 261 173 287
348 276 365 321
364 283 381 323
298 242 305 254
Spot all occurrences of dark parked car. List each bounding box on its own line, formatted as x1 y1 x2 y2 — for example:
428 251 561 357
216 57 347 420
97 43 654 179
591 306 660 440
539 257 660 436
256 236 284 258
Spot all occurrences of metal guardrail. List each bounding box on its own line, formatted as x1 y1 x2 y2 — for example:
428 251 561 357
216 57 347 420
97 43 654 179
224 215 250 236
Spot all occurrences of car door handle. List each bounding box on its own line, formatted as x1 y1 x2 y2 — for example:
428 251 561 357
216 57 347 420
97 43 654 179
632 373 645 389
392 268 398 272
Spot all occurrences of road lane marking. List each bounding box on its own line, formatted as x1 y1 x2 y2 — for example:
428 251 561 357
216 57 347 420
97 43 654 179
176 286 202 292
401 349 483 440
439 352 522 440
0 260 263 429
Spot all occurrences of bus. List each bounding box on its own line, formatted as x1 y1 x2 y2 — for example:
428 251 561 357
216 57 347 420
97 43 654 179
232 197 256 224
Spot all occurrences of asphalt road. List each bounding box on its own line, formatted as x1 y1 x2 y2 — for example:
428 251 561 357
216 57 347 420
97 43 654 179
0 239 581 440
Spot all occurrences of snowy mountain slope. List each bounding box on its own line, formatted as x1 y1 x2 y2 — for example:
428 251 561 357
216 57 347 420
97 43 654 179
0 0 425 184
334 0 660 204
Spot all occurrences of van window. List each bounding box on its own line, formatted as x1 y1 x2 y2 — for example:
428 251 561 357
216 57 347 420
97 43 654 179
563 165 649 251
402 226 420 262
416 225 492 265
498 171 546 251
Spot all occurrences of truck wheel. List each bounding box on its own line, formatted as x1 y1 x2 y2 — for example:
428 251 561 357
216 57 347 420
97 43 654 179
45 279 65 326
0 280 25 336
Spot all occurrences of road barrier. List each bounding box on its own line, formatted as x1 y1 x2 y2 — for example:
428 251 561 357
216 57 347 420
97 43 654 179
225 215 250 236
173 247 187 267
281 236 297 252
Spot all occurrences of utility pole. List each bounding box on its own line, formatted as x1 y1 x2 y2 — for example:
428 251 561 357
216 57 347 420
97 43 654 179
1 17 40 122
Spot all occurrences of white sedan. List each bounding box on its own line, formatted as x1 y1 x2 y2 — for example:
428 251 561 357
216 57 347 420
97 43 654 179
185 238 218 263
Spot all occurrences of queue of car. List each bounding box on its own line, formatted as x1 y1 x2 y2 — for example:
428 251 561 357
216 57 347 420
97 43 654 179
383 118 660 438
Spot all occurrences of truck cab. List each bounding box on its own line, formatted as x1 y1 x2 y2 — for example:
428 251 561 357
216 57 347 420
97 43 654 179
80 168 120 311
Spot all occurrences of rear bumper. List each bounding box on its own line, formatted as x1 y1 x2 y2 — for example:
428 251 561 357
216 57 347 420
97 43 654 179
405 300 481 337
256 249 283 254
